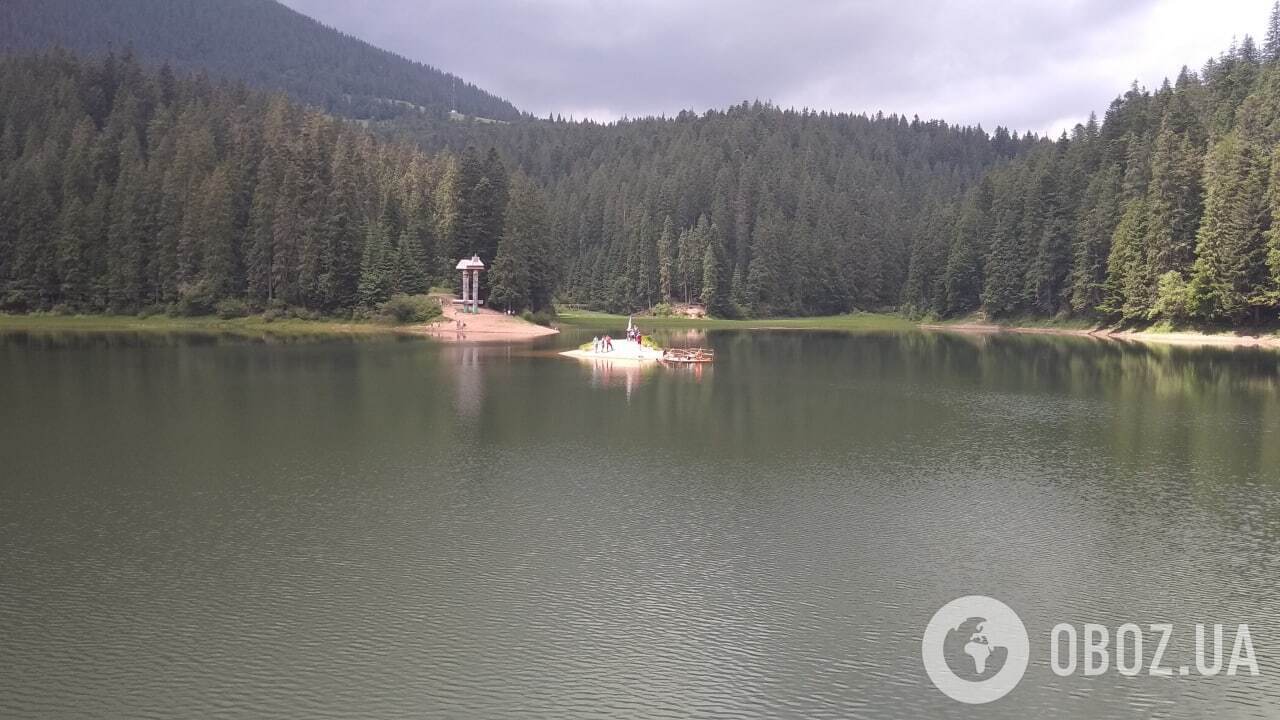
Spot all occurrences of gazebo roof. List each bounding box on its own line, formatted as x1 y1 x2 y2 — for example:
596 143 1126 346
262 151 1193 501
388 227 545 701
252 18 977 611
455 254 485 271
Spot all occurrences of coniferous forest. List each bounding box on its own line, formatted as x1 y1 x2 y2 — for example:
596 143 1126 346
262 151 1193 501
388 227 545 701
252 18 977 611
0 51 540 316
7 2 1280 326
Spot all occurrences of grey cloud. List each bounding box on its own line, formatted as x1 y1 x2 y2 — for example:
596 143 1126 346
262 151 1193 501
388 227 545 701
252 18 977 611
282 0 1212 134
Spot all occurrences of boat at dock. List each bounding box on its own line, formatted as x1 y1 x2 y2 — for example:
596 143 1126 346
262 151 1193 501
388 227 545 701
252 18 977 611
659 348 715 364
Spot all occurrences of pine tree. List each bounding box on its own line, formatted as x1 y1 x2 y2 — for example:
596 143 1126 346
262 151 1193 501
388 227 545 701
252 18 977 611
1140 121 1203 317
107 136 150 310
396 231 430 296
432 155 460 278
943 182 991 316
980 173 1030 317
657 215 674 301
745 210 793 316
56 195 92 309
1025 166 1074 315
8 153 59 310
358 220 397 307
294 113 333 308
700 225 732 316
198 163 237 301
1187 131 1271 321
319 135 363 310
1100 196 1147 318
1267 2 1280 63
488 174 554 312
1069 165 1122 315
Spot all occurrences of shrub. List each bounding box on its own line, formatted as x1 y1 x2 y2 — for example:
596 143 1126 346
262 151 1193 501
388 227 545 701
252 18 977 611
172 281 219 316
1151 271 1190 322
650 302 675 317
214 298 250 319
261 308 282 323
379 294 442 324
519 308 556 327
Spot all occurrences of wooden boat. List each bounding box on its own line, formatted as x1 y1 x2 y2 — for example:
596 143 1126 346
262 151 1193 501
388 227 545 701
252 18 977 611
661 347 715 364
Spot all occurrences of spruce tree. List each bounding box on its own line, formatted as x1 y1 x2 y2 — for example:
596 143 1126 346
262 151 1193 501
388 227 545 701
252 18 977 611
198 164 237 301
358 220 396 308
1268 2 1280 63
1069 165 1122 315
657 215 674 301
700 226 732 316
396 231 430 296
1187 131 1270 321
320 136 363 310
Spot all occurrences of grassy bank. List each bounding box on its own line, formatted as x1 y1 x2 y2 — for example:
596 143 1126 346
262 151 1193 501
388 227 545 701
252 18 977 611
926 312 1280 336
557 310 915 332
560 308 1280 348
0 313 429 338
920 313 1280 348
924 314 1098 331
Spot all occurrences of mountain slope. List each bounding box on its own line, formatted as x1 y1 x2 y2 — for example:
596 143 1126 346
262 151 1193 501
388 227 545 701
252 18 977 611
0 0 522 122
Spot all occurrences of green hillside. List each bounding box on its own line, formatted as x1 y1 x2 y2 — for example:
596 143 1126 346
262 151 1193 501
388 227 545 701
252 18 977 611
0 0 522 122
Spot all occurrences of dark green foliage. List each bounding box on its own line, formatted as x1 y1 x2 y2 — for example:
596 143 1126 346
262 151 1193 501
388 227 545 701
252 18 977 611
488 174 554 312
700 226 733 317
1268 2 1280 63
385 98 1030 317
215 297 250 319
396 232 431 296
358 220 398 308
0 52 506 316
9 7 1280 326
379 294 441 324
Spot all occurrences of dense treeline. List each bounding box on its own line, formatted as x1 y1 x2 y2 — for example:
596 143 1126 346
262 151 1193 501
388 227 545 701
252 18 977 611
898 9 1280 324
385 105 1037 315
0 0 522 122
376 6 1280 324
9 3 1280 325
0 52 552 316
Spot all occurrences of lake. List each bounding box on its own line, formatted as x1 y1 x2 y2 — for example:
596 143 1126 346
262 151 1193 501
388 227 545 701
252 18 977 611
2 326 1280 718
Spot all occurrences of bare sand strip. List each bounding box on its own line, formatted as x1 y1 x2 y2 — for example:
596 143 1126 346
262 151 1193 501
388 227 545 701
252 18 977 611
920 323 1280 349
402 303 559 342
559 339 664 362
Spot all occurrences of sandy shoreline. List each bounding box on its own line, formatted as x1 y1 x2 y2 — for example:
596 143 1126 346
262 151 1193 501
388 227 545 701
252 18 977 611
920 322 1280 349
403 303 560 342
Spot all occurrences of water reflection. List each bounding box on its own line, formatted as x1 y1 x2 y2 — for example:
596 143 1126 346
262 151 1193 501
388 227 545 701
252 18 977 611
444 344 485 419
575 357 657 399
2 328 1280 718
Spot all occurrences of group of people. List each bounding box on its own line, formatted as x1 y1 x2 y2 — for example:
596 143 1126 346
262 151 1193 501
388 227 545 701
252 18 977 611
590 324 645 354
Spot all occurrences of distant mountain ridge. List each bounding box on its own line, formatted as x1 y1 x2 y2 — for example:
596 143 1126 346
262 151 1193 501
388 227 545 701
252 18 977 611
0 0 523 122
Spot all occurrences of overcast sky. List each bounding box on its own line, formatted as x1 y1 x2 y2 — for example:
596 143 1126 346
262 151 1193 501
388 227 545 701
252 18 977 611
280 0 1267 136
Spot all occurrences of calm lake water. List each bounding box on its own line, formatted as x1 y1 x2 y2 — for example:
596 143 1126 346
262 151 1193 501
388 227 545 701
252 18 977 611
2 325 1280 718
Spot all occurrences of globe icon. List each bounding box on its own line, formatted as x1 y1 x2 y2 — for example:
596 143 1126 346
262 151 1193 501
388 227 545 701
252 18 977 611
923 596 1029 704
942 616 1009 682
